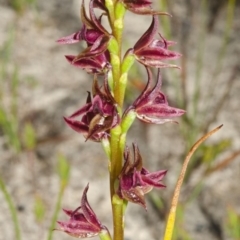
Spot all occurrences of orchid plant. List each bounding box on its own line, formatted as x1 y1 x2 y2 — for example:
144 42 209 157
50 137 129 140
54 0 216 240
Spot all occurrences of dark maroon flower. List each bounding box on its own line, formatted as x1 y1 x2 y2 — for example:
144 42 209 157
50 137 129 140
124 67 185 124
64 75 119 141
57 0 111 74
56 25 102 45
64 53 111 74
122 0 170 15
57 184 108 238
117 143 167 208
131 15 181 68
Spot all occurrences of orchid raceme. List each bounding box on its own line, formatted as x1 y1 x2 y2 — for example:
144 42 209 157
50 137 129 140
57 0 185 240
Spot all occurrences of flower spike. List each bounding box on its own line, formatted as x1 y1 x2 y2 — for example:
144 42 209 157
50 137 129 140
117 143 167 208
57 184 108 238
132 15 181 68
124 67 185 124
64 75 119 141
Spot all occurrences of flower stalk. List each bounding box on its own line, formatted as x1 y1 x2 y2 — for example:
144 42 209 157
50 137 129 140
57 0 188 240
110 125 124 240
112 195 124 240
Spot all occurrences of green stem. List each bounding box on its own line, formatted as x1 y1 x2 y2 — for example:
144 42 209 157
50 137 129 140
109 125 122 198
0 175 21 240
107 3 127 240
47 182 66 240
110 52 121 106
105 0 115 28
110 126 124 240
112 195 124 240
108 2 126 108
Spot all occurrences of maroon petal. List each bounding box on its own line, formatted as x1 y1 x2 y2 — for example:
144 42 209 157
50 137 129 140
65 100 92 119
89 0 109 35
84 29 103 44
132 67 153 107
65 55 105 72
150 38 176 48
63 208 88 222
64 117 89 134
134 15 159 51
124 0 170 15
124 0 152 6
132 143 143 171
127 6 170 15
57 31 82 44
136 48 182 60
73 35 110 61
121 187 146 208
93 0 107 11
144 170 167 181
57 220 100 238
141 176 166 189
137 58 181 69
137 105 185 117
81 184 102 229
63 209 74 216
136 105 185 124
135 69 166 108
81 0 95 29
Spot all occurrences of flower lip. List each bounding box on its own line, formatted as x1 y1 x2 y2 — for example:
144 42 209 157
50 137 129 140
57 184 107 238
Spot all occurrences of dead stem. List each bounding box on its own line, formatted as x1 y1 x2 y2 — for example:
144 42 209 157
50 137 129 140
163 124 223 240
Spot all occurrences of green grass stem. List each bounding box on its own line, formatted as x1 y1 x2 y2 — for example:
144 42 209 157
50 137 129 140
0 175 21 240
47 183 66 240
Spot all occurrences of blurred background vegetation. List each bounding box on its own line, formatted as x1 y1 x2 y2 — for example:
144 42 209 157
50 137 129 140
0 0 240 240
